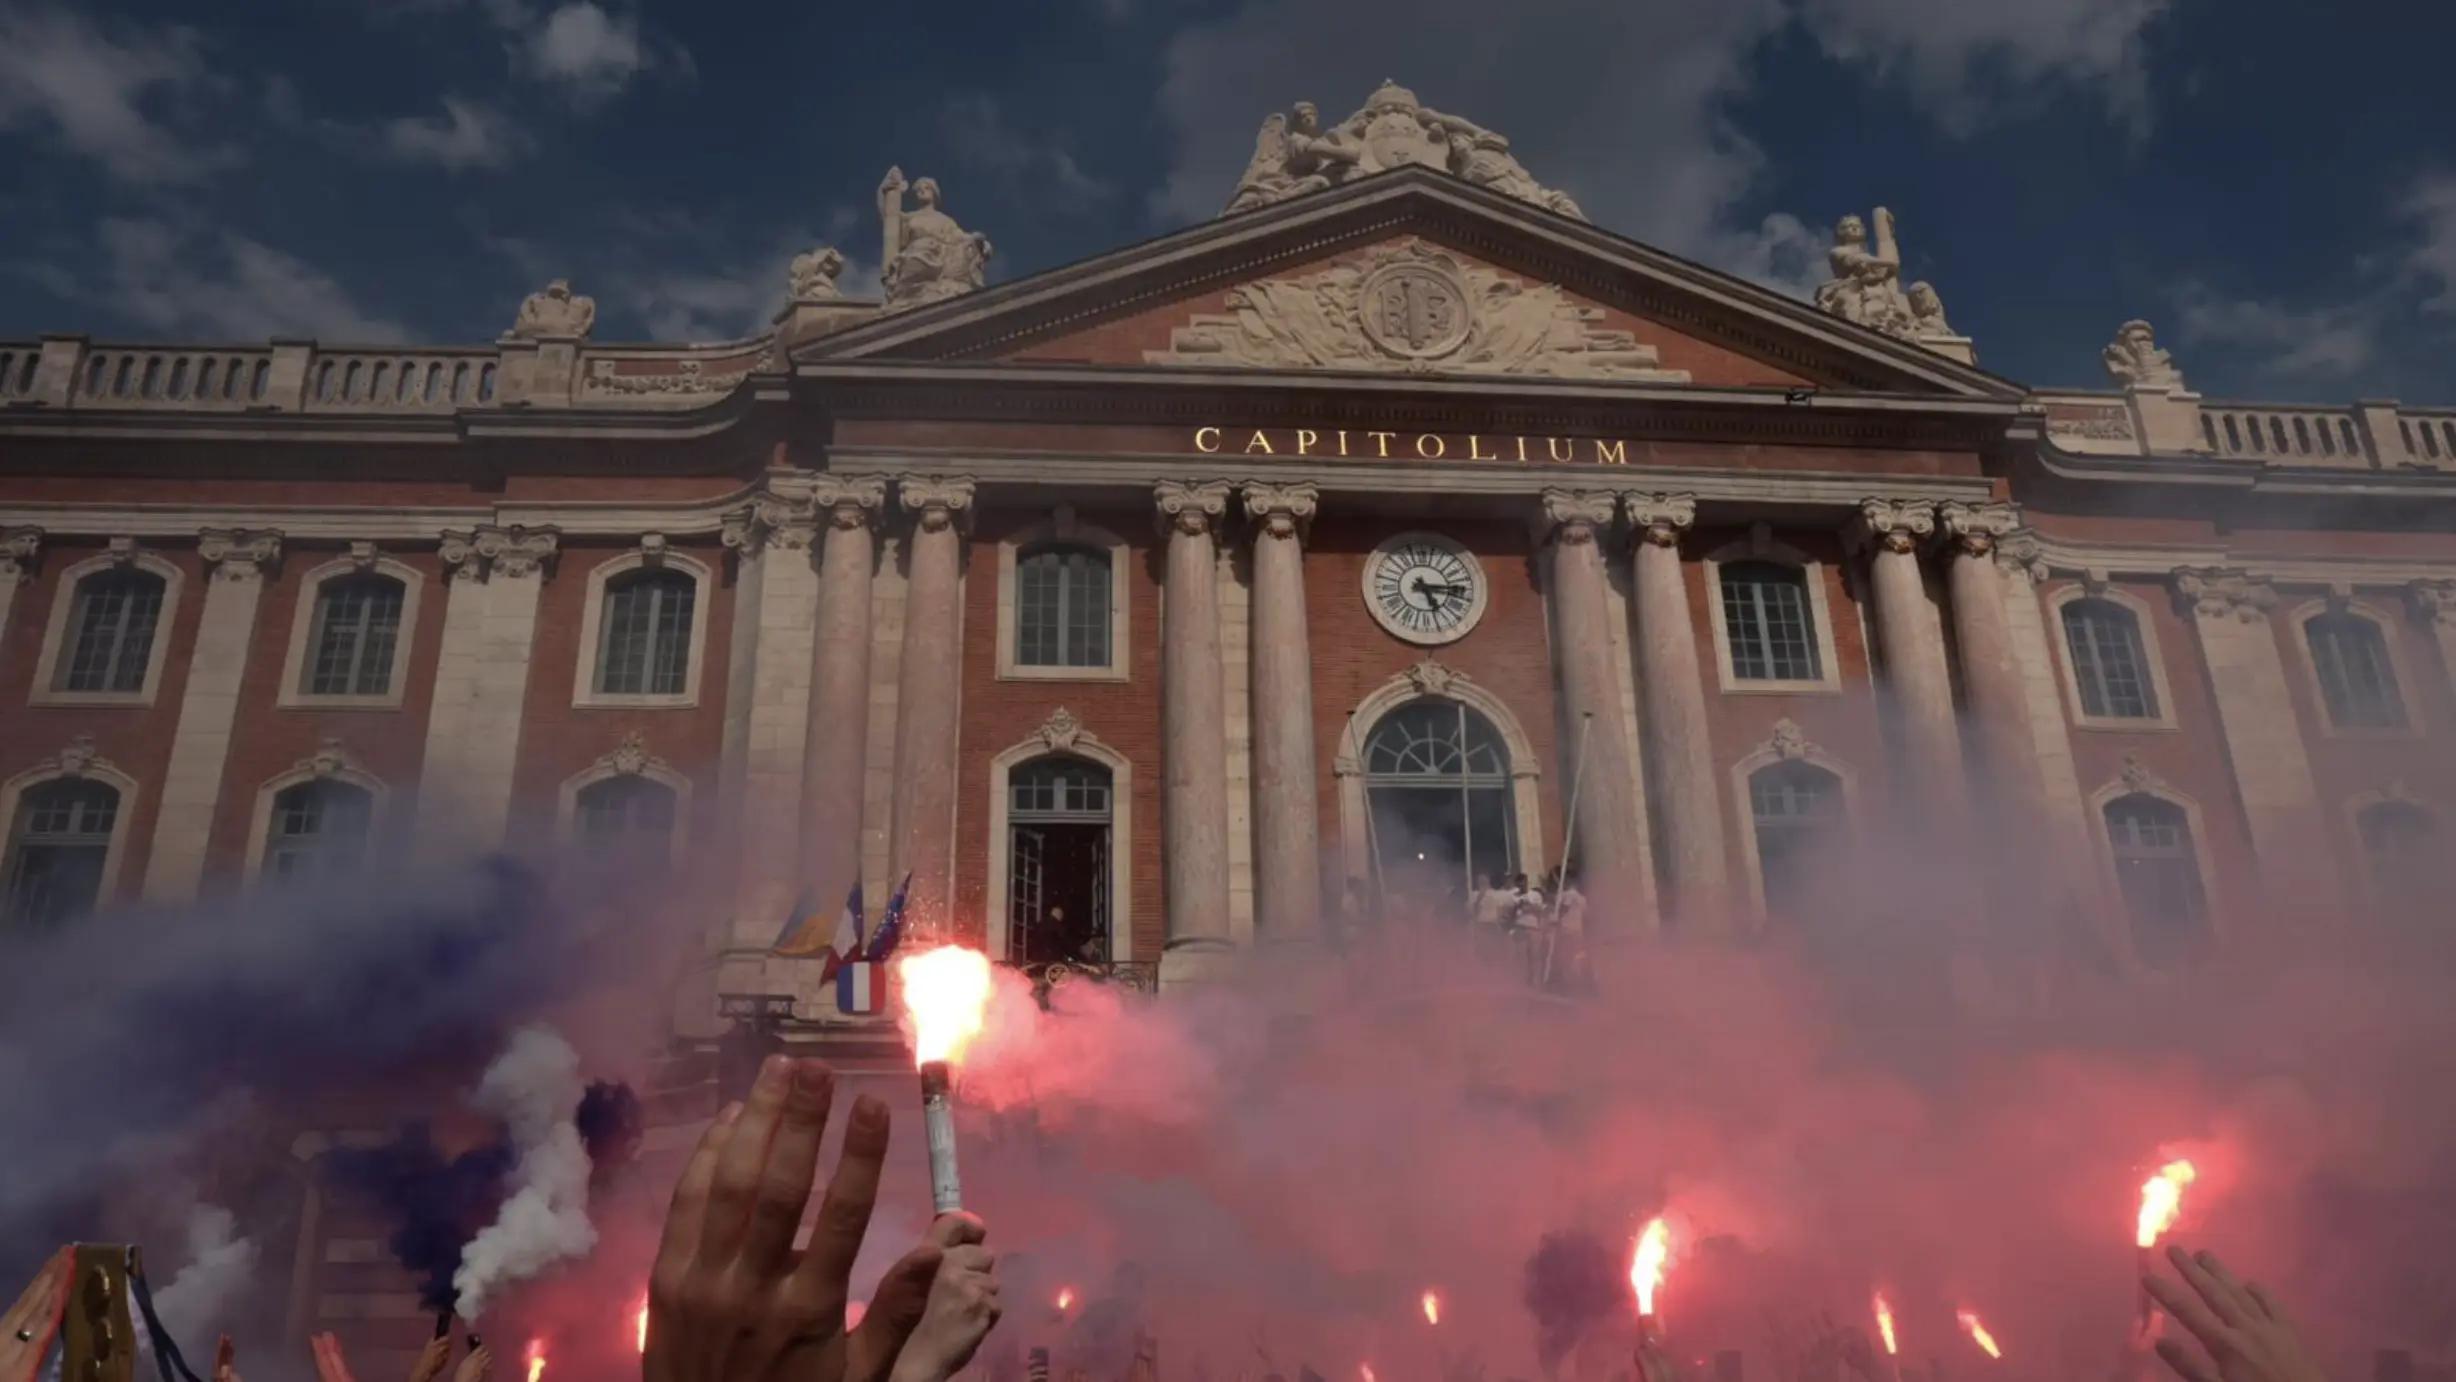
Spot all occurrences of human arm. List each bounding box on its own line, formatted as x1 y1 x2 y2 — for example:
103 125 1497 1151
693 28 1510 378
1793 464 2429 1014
2143 1245 2330 1382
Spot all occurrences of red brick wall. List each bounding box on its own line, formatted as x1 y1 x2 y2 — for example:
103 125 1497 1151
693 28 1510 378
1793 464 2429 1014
950 509 1166 958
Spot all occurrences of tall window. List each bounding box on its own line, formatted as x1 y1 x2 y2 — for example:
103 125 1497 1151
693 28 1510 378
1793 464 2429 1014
2105 794 2206 967
595 569 696 696
304 574 405 697
264 780 373 878
2305 613 2405 729
2062 598 2158 719
1361 697 1518 891
4 779 119 925
2355 800 2434 910
574 776 677 855
1720 562 1821 683
57 568 164 693
1014 545 1111 669
1749 760 1842 917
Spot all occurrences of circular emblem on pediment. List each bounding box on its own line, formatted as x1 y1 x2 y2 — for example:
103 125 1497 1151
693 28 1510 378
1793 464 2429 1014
1358 262 1471 360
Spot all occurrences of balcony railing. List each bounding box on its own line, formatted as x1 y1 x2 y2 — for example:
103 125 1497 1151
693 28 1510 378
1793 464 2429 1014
2199 402 2370 462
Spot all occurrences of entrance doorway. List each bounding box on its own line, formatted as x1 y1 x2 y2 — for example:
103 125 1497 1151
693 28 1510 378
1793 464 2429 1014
1360 697 1519 915
1006 755 1113 964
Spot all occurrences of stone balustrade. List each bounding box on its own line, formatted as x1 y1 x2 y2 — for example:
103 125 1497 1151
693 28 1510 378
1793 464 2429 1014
2199 401 2370 464
2033 386 2454 471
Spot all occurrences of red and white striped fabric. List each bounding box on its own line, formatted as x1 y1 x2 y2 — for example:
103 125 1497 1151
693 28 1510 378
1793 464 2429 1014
835 961 885 1016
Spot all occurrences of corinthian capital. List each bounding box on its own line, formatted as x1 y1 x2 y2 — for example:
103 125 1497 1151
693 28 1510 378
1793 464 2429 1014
900 476 977 534
2172 566 2277 622
723 494 819 554
1850 498 1937 555
1935 500 2019 558
199 527 283 581
2406 579 2456 629
1623 492 1697 548
1240 481 1318 541
1539 488 1617 546
811 474 890 530
1155 480 1231 536
0 526 41 579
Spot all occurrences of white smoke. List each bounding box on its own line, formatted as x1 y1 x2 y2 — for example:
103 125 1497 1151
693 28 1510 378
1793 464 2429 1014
150 1203 258 1347
451 1026 597 1319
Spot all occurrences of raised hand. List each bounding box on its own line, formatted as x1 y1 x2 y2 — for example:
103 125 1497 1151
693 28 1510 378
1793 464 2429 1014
645 1055 949 1382
2144 1245 2331 1382
886 1215 1002 1382
214 1335 241 1382
407 1336 452 1382
309 1332 358 1382
450 1343 492 1382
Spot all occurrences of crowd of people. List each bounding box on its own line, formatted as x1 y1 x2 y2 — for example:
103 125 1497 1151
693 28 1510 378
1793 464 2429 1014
0 1050 2345 1382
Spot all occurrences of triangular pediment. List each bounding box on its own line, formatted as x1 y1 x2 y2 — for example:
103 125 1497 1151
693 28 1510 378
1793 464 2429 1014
796 167 2020 400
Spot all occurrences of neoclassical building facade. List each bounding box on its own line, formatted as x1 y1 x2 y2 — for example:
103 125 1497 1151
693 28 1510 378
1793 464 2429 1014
7 87 2456 1020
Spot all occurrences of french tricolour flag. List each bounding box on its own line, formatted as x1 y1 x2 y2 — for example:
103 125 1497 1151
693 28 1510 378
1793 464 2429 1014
835 960 886 1016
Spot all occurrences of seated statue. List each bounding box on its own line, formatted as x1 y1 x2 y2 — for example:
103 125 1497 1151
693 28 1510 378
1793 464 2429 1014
1814 209 1917 336
1225 112 1333 214
508 278 595 340
1906 281 1953 337
2103 318 2185 388
878 169 993 310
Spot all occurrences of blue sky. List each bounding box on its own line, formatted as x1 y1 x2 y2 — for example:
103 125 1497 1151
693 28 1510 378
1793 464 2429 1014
2 0 2451 401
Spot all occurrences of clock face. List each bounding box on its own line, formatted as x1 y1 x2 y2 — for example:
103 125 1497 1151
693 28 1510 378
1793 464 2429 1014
1362 532 1488 645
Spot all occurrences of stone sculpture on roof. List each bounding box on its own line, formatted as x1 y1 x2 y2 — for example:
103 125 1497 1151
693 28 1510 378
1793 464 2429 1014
878 167 994 311
1223 80 1584 220
1812 207 1971 362
508 278 596 340
2103 319 2186 389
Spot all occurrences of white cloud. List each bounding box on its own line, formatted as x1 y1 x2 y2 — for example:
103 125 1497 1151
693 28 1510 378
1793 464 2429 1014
2404 172 2456 315
93 218 409 343
1149 0 2167 289
942 93 1116 208
385 96 529 170
0 6 233 183
524 2 647 103
2172 281 2381 379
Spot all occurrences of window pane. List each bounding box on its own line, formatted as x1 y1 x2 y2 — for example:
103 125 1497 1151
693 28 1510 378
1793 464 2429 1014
2062 600 2157 719
597 571 695 696
2105 794 2205 967
1014 545 1112 669
306 576 405 696
2307 615 2405 729
266 781 374 878
1009 756 1113 820
1750 762 1840 916
59 570 164 693
576 776 678 853
6 779 121 925
1721 563 1820 682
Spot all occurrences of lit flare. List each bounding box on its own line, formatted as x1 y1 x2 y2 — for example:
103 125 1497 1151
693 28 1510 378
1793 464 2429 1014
634 1296 648 1354
2136 1159 2197 1248
897 946 996 1068
1955 1310 2002 1360
1629 1218 1672 1317
1056 1288 1076 1312
1422 1290 1442 1326
1360 1365 1378 1382
523 1339 545 1382
1872 1293 1898 1357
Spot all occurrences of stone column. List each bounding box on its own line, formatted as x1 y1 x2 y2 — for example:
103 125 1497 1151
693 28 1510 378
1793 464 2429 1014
143 529 281 901
718 492 822 955
414 525 558 862
1852 499 1966 818
1241 481 1322 942
2174 568 2342 915
1539 489 1651 932
799 476 887 916
1156 480 1235 982
1623 494 1729 929
2406 580 2456 695
0 527 39 653
1937 502 2047 835
888 476 974 939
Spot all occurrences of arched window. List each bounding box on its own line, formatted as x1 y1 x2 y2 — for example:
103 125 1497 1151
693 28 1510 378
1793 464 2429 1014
2304 612 2405 729
1361 697 1517 894
573 776 677 855
304 573 405 697
1719 561 1821 683
1014 544 1112 670
5 779 120 924
2104 793 2206 967
1748 760 1843 919
1006 755 1113 965
2355 800 2435 910
263 780 374 878
2061 598 2158 719
595 569 696 696
58 567 165 694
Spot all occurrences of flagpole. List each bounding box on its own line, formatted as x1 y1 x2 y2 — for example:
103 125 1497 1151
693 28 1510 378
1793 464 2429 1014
1544 712 1594 987
1344 711 1387 916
